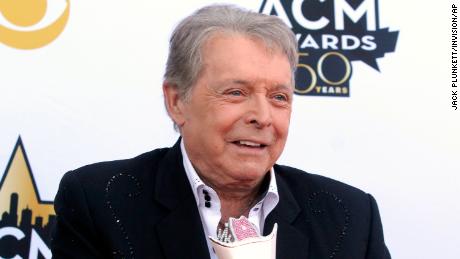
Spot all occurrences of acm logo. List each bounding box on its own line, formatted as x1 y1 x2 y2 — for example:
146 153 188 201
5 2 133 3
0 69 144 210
0 137 54 259
259 0 399 97
0 0 70 49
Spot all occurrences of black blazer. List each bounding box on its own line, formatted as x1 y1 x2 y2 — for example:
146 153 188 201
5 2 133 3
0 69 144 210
51 139 390 259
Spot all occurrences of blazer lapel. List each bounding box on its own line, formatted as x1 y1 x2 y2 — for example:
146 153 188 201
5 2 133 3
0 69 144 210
155 195 210 259
153 139 210 259
264 168 310 259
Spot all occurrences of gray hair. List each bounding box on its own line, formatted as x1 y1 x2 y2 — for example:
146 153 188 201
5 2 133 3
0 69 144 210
163 4 299 100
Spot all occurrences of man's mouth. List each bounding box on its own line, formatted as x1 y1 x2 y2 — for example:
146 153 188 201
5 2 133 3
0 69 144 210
232 140 267 148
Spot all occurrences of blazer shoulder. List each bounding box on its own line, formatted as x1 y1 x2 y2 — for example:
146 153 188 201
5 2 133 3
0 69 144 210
60 147 171 191
52 146 174 258
63 148 170 181
274 164 369 203
273 165 391 259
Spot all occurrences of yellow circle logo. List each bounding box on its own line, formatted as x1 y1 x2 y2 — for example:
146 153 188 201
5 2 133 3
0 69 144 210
0 0 70 49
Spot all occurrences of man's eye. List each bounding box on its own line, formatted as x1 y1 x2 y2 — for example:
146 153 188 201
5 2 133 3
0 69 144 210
273 94 288 101
228 90 243 96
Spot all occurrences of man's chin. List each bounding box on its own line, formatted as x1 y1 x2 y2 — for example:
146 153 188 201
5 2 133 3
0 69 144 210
227 164 270 182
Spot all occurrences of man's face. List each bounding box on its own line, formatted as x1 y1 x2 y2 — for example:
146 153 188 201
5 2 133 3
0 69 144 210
172 34 293 191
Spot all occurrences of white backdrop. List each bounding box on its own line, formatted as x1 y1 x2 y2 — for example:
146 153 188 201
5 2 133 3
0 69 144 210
0 0 459 258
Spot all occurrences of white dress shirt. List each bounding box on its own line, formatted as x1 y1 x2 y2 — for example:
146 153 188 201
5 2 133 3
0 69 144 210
180 140 280 259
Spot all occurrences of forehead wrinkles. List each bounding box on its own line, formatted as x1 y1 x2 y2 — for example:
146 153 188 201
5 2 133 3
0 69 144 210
201 33 284 64
230 79 292 92
197 34 292 90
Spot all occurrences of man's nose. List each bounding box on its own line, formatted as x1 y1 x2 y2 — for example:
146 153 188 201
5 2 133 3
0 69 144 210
245 95 272 128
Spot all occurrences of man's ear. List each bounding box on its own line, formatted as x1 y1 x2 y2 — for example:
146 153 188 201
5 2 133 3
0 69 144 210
163 82 186 127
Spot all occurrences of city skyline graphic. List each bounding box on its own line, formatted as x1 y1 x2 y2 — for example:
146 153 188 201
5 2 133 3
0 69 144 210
0 137 55 257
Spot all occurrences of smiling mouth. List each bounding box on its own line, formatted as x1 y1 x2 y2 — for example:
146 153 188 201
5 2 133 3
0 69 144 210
232 140 267 148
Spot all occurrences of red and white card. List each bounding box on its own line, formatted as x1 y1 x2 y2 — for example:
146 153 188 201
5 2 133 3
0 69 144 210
229 216 259 241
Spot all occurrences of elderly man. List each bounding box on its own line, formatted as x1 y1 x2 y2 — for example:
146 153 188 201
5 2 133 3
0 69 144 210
51 4 390 259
